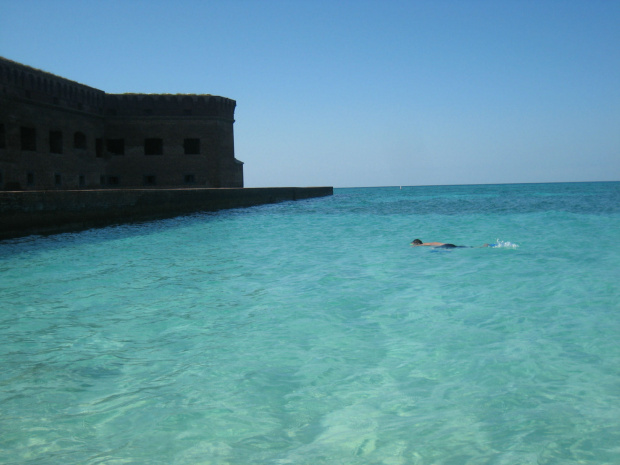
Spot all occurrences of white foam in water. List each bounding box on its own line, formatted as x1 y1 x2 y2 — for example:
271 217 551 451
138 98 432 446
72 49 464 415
0 182 619 464
493 239 519 248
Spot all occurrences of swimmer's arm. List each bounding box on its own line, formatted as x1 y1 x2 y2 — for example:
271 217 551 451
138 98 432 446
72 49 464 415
412 242 445 247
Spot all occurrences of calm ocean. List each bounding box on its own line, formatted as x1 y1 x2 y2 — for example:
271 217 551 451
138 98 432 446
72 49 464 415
1 182 619 465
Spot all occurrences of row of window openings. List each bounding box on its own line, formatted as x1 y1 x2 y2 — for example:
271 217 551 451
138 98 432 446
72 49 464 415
1 126 201 155
107 174 197 185
107 138 200 156
1 172 198 186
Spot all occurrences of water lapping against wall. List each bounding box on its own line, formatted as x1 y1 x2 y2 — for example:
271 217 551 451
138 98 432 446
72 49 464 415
1 182 619 464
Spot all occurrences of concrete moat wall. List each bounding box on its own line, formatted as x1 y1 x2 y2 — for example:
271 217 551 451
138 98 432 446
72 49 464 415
0 186 333 240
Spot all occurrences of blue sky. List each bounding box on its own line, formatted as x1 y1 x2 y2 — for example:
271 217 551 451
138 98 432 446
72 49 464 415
1 0 618 187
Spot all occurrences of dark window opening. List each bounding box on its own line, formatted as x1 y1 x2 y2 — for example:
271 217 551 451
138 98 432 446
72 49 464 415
184 109 192 116
107 176 119 186
144 138 163 155
5 181 22 190
184 174 195 184
53 97 59 105
74 132 87 149
79 175 85 187
54 173 62 186
100 175 106 185
184 138 200 155
21 126 36 151
49 131 63 154
144 175 157 186
106 139 125 155
96 138 103 157
27 172 34 185
144 109 153 116
0 123 5 149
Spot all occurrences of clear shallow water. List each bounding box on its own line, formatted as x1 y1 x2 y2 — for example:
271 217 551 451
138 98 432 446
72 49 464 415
1 182 619 465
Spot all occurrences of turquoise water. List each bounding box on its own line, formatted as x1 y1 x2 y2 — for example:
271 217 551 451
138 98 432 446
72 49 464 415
1 182 619 465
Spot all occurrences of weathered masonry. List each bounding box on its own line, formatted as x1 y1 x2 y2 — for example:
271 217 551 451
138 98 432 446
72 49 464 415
0 186 334 240
0 56 243 190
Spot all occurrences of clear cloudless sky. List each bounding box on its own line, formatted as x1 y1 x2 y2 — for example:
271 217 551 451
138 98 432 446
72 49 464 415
1 0 619 187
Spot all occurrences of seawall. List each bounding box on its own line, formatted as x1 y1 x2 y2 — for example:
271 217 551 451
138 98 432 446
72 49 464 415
0 187 333 240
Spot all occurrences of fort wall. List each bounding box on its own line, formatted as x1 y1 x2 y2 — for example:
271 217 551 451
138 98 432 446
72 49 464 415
0 187 333 240
0 57 243 190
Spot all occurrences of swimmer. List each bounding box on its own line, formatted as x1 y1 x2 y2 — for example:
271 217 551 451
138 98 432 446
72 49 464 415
411 239 496 248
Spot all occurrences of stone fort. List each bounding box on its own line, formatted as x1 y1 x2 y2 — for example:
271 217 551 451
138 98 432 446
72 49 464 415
0 56 243 191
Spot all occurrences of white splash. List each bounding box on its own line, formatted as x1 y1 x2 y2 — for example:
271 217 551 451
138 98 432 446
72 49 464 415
493 239 519 249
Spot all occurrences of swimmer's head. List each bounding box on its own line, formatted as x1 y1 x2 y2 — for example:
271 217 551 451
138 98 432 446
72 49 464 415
411 239 423 245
